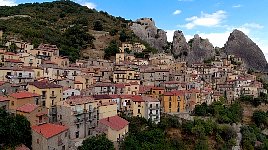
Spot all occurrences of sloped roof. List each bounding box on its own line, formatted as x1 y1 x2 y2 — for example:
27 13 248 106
32 123 68 139
99 115 129 131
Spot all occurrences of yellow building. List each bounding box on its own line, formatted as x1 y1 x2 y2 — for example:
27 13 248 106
16 103 48 126
131 95 145 118
28 81 63 108
151 87 165 99
74 75 94 89
98 101 117 120
163 90 185 113
116 53 125 64
19 54 41 67
51 56 69 68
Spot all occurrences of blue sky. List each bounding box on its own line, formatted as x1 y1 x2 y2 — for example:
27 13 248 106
1 0 268 58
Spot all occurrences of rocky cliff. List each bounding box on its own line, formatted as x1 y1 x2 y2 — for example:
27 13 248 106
130 18 167 52
172 30 189 58
187 34 215 64
172 30 215 64
224 29 267 71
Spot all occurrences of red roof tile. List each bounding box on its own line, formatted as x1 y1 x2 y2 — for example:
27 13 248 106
4 52 16 55
131 95 144 102
5 59 23 63
32 123 68 139
0 96 9 102
0 81 7 86
99 115 129 131
16 103 38 113
9 91 40 99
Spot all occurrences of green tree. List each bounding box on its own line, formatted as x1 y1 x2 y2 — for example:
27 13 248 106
78 135 114 150
8 43 17 53
194 103 209 116
252 110 267 128
0 109 32 149
93 20 103 31
119 30 128 42
104 40 119 59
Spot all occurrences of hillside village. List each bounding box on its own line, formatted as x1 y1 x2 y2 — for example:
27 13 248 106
0 27 268 150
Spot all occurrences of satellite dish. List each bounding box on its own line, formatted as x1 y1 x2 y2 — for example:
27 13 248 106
2 89 5 93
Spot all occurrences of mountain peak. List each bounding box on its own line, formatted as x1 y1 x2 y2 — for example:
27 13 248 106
224 29 267 71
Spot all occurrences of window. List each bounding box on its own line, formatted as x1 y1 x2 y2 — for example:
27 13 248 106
150 104 152 108
156 104 159 108
76 124 79 129
156 110 159 114
75 131 79 138
11 101 14 106
138 109 140 114
169 102 171 108
62 145 65 150
37 139 39 144
35 98 39 105
42 101 45 107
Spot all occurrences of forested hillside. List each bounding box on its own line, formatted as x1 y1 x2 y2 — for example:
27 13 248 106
0 0 136 61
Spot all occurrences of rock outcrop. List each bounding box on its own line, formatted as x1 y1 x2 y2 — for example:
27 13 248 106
130 18 167 52
187 34 215 64
224 29 267 71
172 30 215 64
172 30 189 57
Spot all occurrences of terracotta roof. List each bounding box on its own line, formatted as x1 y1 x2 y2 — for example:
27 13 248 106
115 83 125 88
4 52 16 55
5 59 23 63
0 96 9 102
32 123 68 139
9 91 40 99
65 96 94 105
0 81 7 86
16 103 38 113
93 95 112 100
142 95 159 102
131 95 144 102
74 81 83 84
99 115 129 131
29 81 62 89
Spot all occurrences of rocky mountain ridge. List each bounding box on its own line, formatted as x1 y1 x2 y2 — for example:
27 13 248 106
130 18 167 52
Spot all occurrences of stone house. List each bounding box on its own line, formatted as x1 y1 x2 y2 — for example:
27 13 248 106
31 123 69 150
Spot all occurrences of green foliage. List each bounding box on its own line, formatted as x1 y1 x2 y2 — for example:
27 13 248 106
252 110 268 128
240 125 268 150
119 30 129 42
0 1 136 61
0 109 32 149
7 42 17 53
93 20 103 31
193 101 243 124
78 135 114 150
104 40 119 59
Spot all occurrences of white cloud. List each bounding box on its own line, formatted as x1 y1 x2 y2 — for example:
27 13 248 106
232 4 242 8
182 10 227 29
0 0 16 6
242 23 264 29
82 2 96 9
173 10 182 15
166 30 176 42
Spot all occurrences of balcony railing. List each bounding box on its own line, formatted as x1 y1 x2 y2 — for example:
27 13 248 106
50 94 57 98
149 106 159 110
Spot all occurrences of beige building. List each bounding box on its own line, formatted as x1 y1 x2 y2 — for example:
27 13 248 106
16 103 48 126
96 115 129 143
98 101 117 119
57 96 98 142
28 81 63 122
32 123 69 150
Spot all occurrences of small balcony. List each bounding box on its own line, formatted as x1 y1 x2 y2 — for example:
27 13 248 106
74 118 84 123
73 110 83 115
50 93 57 98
